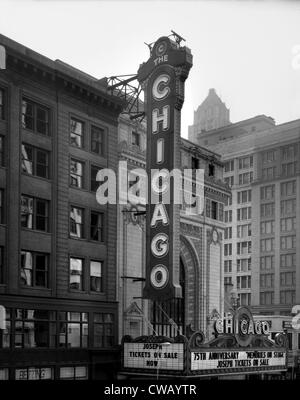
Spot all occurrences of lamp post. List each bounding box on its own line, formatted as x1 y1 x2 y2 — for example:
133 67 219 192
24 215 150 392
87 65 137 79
156 342 171 380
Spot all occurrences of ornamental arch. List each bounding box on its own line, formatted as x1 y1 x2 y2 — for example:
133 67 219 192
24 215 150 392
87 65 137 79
150 235 202 337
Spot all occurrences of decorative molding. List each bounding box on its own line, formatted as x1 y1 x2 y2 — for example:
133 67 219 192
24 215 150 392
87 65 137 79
124 301 144 317
180 222 202 238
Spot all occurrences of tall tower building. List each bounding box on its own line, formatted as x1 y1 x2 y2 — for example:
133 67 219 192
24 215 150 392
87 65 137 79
188 88 230 143
189 95 300 317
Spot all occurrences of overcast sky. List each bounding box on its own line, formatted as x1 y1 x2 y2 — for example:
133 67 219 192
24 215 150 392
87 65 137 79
1 0 300 137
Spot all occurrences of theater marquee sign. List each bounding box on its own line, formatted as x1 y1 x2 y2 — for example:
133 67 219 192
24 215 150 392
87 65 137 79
137 36 193 301
121 307 288 378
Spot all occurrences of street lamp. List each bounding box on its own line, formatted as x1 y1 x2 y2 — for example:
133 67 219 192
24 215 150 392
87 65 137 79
156 342 171 380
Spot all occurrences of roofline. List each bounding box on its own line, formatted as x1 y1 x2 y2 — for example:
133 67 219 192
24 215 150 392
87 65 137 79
0 33 124 108
191 114 275 137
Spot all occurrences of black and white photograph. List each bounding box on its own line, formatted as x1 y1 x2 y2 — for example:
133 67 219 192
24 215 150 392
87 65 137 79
0 0 300 389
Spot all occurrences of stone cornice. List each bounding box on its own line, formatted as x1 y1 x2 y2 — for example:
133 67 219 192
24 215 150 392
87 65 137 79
1 34 125 115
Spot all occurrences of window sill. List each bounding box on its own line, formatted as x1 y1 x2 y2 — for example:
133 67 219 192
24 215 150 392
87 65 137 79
22 127 51 138
69 236 106 245
21 228 52 236
21 172 51 184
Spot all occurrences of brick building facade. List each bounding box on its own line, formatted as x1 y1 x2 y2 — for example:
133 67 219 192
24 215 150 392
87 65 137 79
0 34 123 380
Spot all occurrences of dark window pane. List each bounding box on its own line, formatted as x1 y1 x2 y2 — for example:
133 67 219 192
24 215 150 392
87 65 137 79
91 166 101 192
90 212 103 241
91 126 104 154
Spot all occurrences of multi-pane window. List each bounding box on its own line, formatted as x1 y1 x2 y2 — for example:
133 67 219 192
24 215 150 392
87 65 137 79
21 144 49 179
93 313 114 347
225 196 232 206
260 238 275 252
238 156 253 170
239 172 253 185
262 167 276 180
15 367 53 381
90 260 103 292
131 131 140 147
70 206 84 239
260 291 274 305
239 293 251 306
280 235 296 250
224 260 232 273
224 277 232 286
224 244 232 256
205 199 223 221
260 220 274 235
224 160 234 172
280 290 295 305
260 185 275 200
20 251 49 288
59 366 88 380
281 162 297 177
281 144 298 160
281 180 296 197
237 190 251 204
70 159 84 188
281 217 296 232
260 256 274 271
224 210 232 223
14 309 56 348
58 312 88 348
22 99 49 135
0 189 4 224
237 258 251 272
260 273 274 289
91 165 102 192
280 199 296 216
91 125 104 155
0 89 4 120
0 136 4 167
69 257 83 291
237 241 251 255
262 150 276 163
90 212 104 242
237 224 251 238
237 207 251 221
224 176 234 187
70 118 84 148
224 227 232 239
280 253 296 268
21 196 49 232
237 275 251 289
0 308 10 348
260 203 274 218
280 272 296 287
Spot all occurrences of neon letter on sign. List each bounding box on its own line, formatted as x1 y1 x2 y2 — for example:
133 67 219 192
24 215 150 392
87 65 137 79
137 36 193 300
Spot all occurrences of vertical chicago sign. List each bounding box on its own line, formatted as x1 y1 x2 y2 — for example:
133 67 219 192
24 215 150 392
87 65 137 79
137 36 193 300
